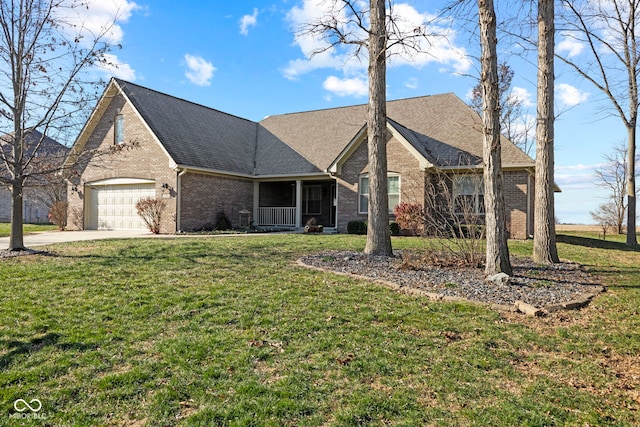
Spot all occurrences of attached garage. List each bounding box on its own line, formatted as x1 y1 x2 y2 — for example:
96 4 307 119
85 178 156 230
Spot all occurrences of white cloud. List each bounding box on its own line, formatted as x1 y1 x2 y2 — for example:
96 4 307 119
510 87 535 108
555 164 600 190
54 1 141 80
184 54 216 86
323 75 368 97
283 0 361 80
556 164 602 172
58 0 141 45
556 83 589 106
405 77 419 89
96 53 136 80
240 8 258 36
386 4 472 74
557 34 584 58
283 1 471 82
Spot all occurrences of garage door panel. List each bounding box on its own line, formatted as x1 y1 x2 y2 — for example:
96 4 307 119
90 184 155 231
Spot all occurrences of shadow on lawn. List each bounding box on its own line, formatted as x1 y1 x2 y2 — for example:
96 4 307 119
0 333 96 370
557 234 640 252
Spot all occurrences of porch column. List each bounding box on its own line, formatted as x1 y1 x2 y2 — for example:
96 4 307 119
253 181 259 226
295 180 302 228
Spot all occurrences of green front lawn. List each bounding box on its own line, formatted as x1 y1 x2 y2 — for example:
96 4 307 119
0 223 57 238
0 234 638 426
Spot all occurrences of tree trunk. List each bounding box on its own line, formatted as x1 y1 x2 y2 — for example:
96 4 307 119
9 180 25 251
626 124 637 245
479 0 512 275
533 0 560 264
364 0 392 256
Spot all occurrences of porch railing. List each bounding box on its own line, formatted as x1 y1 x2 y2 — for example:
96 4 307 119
257 207 296 227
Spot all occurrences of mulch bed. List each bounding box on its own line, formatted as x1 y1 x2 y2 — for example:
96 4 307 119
298 250 606 314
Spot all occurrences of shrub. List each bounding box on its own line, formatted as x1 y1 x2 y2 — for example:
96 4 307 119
48 200 68 230
347 220 367 235
389 221 400 236
216 211 232 230
393 202 425 235
135 197 166 234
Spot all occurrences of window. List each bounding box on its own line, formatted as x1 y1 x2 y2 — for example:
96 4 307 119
453 175 484 215
114 114 124 144
359 174 400 214
303 185 322 215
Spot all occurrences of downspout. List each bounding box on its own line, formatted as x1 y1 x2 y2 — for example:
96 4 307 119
328 171 339 232
176 168 187 232
527 170 534 239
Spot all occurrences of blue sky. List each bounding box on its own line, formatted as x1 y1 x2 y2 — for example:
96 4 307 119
81 0 628 225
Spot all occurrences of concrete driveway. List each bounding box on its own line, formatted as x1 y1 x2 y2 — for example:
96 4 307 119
0 230 155 248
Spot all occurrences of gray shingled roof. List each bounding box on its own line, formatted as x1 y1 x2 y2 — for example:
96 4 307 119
115 79 258 175
114 80 533 177
386 93 532 168
260 93 534 172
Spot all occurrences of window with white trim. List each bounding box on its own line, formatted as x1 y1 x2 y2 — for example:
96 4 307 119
303 185 322 215
453 175 484 215
114 114 124 144
359 174 400 214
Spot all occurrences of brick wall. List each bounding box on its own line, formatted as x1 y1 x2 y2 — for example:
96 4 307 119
335 134 423 232
503 170 532 239
66 92 178 233
179 172 253 231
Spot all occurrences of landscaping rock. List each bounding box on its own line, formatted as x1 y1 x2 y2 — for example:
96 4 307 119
515 300 544 317
486 272 511 286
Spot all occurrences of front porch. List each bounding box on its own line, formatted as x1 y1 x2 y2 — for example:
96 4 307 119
255 180 336 229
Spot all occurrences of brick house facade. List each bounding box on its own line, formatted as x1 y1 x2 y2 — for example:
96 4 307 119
66 78 537 238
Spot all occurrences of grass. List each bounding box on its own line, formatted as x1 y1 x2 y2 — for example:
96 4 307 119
0 223 57 238
0 233 638 426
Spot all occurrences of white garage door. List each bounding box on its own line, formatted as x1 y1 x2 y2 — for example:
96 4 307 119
90 183 155 230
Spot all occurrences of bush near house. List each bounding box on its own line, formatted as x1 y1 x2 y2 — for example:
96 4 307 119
48 200 68 230
347 220 367 235
393 202 425 235
135 197 166 234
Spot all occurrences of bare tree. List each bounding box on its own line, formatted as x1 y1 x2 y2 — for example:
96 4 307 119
593 142 632 234
423 170 486 267
558 0 639 246
0 0 120 250
534 0 560 264
296 0 434 256
470 62 535 155
478 0 512 275
591 202 619 238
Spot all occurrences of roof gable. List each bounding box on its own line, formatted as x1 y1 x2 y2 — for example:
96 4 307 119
113 79 258 175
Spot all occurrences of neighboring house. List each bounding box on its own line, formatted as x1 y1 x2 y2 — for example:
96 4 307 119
65 78 536 238
0 130 69 223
